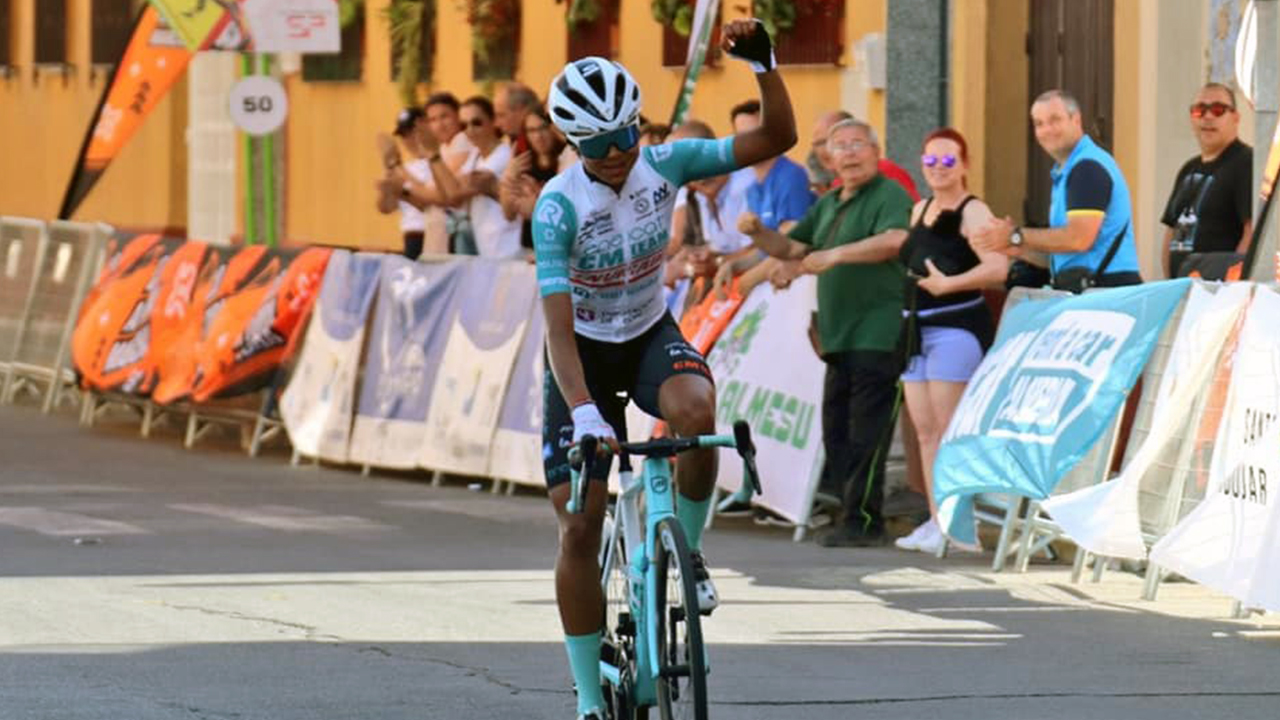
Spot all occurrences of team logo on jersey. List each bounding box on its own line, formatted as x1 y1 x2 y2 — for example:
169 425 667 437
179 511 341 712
629 190 651 215
536 200 564 228
652 184 671 206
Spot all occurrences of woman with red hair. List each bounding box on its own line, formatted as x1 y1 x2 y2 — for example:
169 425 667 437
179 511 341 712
894 128 1009 554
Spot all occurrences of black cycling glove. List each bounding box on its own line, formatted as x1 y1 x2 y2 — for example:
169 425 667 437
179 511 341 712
726 19 776 73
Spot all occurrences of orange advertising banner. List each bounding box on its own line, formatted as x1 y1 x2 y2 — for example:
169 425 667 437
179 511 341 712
58 6 193 219
72 234 330 403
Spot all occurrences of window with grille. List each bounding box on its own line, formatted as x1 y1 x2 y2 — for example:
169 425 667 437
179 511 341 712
93 0 136 67
35 0 68 65
567 0 619 62
303 3 364 81
0 0 11 68
775 1 844 66
660 3 720 69
389 0 433 83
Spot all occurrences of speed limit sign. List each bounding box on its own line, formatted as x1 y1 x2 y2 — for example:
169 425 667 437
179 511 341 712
229 76 289 136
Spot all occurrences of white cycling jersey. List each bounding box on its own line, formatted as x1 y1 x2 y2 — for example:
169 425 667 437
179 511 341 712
533 137 739 343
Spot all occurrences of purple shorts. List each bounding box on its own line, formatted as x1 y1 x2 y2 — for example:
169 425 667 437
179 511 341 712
901 326 984 383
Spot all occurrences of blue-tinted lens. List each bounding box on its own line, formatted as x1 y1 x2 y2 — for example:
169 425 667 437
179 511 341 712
578 124 641 159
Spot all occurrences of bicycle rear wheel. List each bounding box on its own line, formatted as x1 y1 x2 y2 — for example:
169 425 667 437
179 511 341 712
653 518 708 720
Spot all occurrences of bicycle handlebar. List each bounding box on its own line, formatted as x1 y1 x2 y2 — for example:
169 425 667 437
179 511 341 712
566 420 762 514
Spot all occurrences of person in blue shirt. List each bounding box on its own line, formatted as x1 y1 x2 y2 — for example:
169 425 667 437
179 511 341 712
710 100 817 297
972 89 1142 291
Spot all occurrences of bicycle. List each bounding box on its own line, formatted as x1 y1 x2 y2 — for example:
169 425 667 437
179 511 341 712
566 420 762 720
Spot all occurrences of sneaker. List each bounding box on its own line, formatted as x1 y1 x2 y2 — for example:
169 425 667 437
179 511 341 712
577 712 605 720
893 518 937 551
815 524 886 548
915 522 946 555
688 550 719 615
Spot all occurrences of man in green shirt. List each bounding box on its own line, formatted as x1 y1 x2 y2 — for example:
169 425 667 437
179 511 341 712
740 118 911 546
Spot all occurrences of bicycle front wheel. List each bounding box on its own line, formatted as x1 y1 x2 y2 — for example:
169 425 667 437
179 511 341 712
653 518 708 720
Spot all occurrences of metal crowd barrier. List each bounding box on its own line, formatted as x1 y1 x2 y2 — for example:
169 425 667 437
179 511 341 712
0 217 106 412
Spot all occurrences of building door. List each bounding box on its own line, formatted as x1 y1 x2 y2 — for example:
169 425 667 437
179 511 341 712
1025 0 1114 226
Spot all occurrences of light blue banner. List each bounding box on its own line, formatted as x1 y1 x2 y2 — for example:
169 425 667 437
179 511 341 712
935 280 1191 544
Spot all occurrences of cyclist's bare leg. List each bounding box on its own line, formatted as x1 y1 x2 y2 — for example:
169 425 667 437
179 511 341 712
658 373 721 612
659 374 719 501
549 478 609 633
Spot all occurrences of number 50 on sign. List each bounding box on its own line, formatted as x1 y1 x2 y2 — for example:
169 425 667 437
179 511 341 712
229 76 289 136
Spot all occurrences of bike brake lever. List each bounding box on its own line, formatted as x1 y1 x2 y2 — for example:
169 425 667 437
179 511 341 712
732 421 763 496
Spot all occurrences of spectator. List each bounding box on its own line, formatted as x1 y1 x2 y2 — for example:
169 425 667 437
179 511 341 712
811 110 920 201
1161 82 1253 278
973 90 1141 292
374 107 431 259
428 96 523 259
663 120 757 306
739 118 912 548
892 128 1007 555
422 93 473 255
732 100 816 233
710 100 816 298
495 82 540 155
500 106 568 255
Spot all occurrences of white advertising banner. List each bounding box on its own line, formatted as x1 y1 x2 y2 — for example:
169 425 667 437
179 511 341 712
1042 283 1251 558
241 0 341 54
279 251 381 462
1150 286 1280 611
707 277 823 524
419 261 537 476
349 259 464 469
488 303 545 487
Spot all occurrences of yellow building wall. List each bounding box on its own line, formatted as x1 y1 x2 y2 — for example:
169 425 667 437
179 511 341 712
0 0 187 229
1 1 887 247
286 0 887 249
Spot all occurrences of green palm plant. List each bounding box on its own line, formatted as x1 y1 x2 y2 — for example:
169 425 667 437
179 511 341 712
382 0 434 106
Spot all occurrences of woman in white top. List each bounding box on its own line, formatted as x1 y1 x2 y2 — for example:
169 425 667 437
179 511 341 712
426 96 523 260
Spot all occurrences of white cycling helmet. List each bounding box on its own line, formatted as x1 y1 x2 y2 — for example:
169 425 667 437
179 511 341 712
547 56 643 141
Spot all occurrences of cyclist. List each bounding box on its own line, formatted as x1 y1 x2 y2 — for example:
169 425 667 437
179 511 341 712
534 19 796 720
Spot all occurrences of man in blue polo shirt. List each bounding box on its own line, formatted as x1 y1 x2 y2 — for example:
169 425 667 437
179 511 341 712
973 89 1142 291
710 100 816 297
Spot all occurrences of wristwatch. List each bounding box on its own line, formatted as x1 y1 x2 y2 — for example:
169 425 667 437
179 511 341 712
1010 226 1024 247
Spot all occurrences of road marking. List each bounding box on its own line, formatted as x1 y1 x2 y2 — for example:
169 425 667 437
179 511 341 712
380 498 555 525
0 507 150 536
0 485 139 495
169 504 393 533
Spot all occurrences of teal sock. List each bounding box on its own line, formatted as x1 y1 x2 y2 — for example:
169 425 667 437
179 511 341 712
564 632 605 714
676 493 712 551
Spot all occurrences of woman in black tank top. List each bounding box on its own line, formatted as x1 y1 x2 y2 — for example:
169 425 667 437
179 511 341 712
894 128 1009 555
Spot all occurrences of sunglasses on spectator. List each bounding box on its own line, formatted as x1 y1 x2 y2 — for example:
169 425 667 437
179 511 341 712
1189 102 1234 119
464 117 489 128
922 153 958 168
577 124 641 160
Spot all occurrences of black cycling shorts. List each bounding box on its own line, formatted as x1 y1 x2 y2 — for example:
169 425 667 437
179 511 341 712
542 313 713 488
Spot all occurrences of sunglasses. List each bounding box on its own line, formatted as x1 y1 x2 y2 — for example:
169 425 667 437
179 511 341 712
922 153 958 168
577 124 641 160
1190 102 1234 119
829 139 869 155
463 117 489 129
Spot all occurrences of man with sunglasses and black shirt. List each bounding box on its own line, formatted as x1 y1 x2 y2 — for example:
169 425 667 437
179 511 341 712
533 20 796 720
1160 83 1253 278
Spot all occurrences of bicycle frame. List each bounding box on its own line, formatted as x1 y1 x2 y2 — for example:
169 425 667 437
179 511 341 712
584 434 745 707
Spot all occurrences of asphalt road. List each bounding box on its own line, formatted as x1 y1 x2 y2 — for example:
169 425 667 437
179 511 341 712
1 403 1277 720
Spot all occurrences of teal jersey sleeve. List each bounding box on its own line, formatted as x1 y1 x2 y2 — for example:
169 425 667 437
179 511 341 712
532 191 579 297
644 137 739 188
